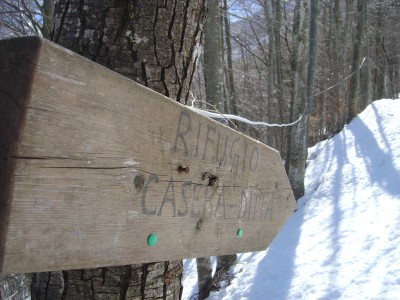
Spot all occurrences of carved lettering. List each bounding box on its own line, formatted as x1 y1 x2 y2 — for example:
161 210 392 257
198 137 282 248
179 181 191 216
139 109 270 221
247 190 253 220
158 178 177 217
214 187 225 219
141 178 271 221
239 190 248 219
141 174 159 215
194 121 202 157
172 110 192 156
252 192 259 220
203 124 216 160
250 146 259 171
230 137 241 176
220 135 229 162
242 143 248 172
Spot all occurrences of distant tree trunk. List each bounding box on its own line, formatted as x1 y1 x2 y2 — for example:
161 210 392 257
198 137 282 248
337 0 354 129
26 1 206 299
372 2 383 100
272 0 286 152
263 0 282 150
204 0 225 111
306 0 318 117
285 0 315 199
42 0 54 39
265 0 275 147
321 0 341 137
222 0 238 115
286 0 309 199
347 0 366 123
360 29 370 111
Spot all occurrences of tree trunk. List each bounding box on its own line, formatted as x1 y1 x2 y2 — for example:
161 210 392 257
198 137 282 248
372 1 385 101
273 0 286 152
222 0 238 116
265 0 275 147
28 0 206 299
42 0 54 39
51 0 205 103
347 0 366 123
285 0 311 199
203 0 225 111
331 0 344 134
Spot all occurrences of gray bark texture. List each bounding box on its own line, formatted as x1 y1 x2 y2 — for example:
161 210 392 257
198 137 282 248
42 0 55 38
347 0 366 123
285 0 310 199
0 274 31 300
51 0 206 104
203 0 225 111
0 0 206 299
222 0 238 116
29 263 183 299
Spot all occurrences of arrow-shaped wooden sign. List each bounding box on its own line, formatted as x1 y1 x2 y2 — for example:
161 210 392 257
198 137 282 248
0 37 296 275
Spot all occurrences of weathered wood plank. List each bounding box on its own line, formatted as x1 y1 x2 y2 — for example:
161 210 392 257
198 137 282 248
0 37 296 275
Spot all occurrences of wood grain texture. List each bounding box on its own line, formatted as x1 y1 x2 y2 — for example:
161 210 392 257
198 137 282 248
0 37 296 275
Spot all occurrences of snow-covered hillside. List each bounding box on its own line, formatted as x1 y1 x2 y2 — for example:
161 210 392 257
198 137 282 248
183 99 400 299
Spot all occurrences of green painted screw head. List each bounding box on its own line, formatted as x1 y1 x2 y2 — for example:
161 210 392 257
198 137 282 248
237 228 243 238
147 233 157 246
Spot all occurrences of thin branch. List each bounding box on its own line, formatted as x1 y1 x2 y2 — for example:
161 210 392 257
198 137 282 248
230 34 268 67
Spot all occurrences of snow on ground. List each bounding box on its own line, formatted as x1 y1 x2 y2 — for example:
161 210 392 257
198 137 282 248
182 99 400 300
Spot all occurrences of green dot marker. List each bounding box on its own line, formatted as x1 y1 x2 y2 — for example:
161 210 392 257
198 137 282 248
147 233 157 246
237 228 243 238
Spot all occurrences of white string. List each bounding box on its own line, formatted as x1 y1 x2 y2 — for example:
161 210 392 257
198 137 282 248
188 93 304 128
189 57 366 128
189 105 304 128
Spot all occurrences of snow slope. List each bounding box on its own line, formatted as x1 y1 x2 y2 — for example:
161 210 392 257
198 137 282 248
183 99 400 299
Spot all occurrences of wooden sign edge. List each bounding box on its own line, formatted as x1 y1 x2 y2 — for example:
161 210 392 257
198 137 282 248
0 37 43 274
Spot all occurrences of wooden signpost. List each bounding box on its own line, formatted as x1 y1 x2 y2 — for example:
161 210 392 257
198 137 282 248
0 37 296 275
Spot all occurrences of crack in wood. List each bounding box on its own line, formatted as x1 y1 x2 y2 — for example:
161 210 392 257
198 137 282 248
10 156 82 161
0 89 23 109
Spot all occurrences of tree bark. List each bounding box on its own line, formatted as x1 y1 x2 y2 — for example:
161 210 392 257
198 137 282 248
347 0 366 123
28 0 206 299
372 1 385 100
42 0 54 39
285 0 310 199
0 274 31 300
51 0 205 104
203 0 225 111
222 0 238 115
